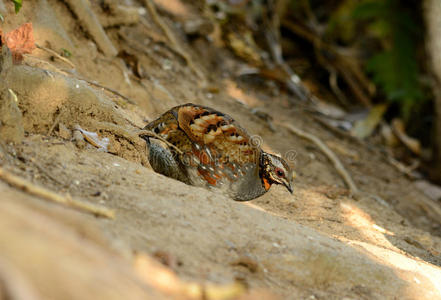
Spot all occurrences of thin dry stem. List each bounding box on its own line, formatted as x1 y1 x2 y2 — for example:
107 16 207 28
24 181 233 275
47 111 63 136
36 44 75 69
138 129 184 155
83 80 136 105
25 56 135 105
279 122 359 197
86 122 183 155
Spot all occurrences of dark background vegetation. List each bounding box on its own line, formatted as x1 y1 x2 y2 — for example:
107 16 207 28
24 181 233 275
208 0 438 181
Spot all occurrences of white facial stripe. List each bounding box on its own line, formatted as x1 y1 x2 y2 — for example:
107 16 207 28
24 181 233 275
270 156 284 169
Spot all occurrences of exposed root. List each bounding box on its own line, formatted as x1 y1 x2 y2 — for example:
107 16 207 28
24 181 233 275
279 122 360 197
24 55 69 75
0 167 115 219
143 0 205 84
64 0 117 57
36 44 75 69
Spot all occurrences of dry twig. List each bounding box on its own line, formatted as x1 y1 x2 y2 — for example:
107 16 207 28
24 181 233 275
0 167 115 219
138 129 184 155
47 110 64 136
83 79 136 105
27 57 135 105
36 44 75 69
278 122 359 197
87 121 183 155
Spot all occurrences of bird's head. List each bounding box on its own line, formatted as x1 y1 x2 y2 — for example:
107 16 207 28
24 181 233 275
261 152 293 194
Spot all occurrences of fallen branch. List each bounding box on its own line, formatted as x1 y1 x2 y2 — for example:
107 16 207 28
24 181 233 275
278 122 359 197
0 167 115 219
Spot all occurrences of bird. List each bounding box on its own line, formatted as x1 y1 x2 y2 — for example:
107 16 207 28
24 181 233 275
140 103 293 201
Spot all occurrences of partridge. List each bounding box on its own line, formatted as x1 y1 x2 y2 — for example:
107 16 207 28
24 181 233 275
140 103 293 201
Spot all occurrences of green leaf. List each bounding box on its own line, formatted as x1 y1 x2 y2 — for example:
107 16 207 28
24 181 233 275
11 0 22 14
0 13 4 22
354 0 425 119
366 19 391 39
61 48 72 58
352 0 387 20
326 0 359 43
366 49 423 118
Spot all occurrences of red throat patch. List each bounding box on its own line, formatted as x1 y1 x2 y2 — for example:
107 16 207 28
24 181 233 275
263 178 271 191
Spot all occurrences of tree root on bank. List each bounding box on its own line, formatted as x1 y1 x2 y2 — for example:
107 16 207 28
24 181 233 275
279 122 410 209
36 44 75 69
64 0 117 57
143 0 206 85
278 122 360 197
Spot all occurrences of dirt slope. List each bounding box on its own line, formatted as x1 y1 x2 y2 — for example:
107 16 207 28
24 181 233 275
0 0 441 299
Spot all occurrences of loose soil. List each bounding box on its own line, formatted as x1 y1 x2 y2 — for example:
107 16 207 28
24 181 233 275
0 0 440 299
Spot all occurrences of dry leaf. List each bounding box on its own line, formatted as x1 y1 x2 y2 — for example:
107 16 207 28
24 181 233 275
73 125 109 152
1 23 36 63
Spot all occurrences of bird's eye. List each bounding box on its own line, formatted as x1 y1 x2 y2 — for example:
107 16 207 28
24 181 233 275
275 168 285 177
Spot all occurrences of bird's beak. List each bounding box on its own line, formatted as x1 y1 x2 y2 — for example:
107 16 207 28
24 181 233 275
139 134 151 144
284 181 293 194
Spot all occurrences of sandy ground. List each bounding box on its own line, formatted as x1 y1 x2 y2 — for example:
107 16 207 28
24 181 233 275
0 0 441 299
